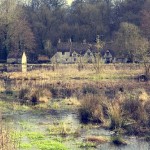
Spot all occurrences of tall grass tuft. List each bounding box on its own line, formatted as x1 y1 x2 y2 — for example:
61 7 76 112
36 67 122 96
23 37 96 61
0 113 17 150
79 94 104 124
108 102 124 130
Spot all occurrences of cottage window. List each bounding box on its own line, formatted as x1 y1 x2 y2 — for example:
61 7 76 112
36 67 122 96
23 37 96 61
62 52 65 55
106 51 109 56
66 59 68 61
87 52 91 56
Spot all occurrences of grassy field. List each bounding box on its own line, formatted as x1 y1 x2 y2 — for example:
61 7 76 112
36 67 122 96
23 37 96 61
0 63 144 81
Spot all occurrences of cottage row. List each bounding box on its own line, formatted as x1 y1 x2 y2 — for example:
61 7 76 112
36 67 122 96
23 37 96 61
6 41 129 64
51 41 131 64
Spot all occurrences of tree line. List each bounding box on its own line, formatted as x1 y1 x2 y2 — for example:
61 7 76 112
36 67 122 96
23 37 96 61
0 0 149 62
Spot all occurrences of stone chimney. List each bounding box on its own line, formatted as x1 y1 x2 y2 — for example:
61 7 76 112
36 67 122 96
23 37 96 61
68 38 72 43
58 38 61 43
83 39 86 44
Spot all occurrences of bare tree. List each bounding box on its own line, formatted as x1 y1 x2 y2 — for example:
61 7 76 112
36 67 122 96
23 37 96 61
0 0 35 60
94 35 105 73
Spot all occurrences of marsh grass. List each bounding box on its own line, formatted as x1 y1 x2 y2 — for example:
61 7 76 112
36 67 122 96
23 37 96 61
108 103 124 130
10 124 68 150
33 140 68 150
78 141 97 148
79 94 105 124
0 80 5 93
0 113 18 150
79 88 150 136
85 136 109 144
19 87 52 105
47 121 80 136
122 92 149 124
13 132 68 150
63 97 81 106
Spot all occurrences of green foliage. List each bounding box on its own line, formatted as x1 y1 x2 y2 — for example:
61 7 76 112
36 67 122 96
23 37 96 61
78 142 97 148
26 132 44 140
11 130 68 150
47 121 78 136
34 140 68 150
20 143 32 149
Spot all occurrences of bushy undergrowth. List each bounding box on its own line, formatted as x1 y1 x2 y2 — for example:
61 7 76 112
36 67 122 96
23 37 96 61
79 89 150 136
79 94 106 124
19 87 52 105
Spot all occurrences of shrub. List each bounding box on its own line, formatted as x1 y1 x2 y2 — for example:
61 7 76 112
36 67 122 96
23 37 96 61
19 87 52 105
122 94 148 123
19 88 30 105
123 98 141 119
121 92 150 135
138 89 149 104
5 90 13 95
79 94 104 123
111 136 127 146
19 88 29 100
50 87 72 98
82 86 98 95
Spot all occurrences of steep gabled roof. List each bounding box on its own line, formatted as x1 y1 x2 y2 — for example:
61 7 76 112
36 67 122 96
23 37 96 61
7 51 23 59
38 55 49 61
101 49 115 57
57 42 98 55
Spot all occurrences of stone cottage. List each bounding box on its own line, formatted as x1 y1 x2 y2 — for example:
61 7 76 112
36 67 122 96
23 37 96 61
103 50 113 63
38 55 50 63
7 51 25 64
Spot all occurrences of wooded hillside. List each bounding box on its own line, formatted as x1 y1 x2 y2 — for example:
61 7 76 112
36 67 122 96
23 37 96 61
0 0 149 62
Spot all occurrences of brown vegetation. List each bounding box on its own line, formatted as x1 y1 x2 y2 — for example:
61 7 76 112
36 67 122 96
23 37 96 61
0 113 17 150
85 136 109 144
19 87 52 105
78 88 150 136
